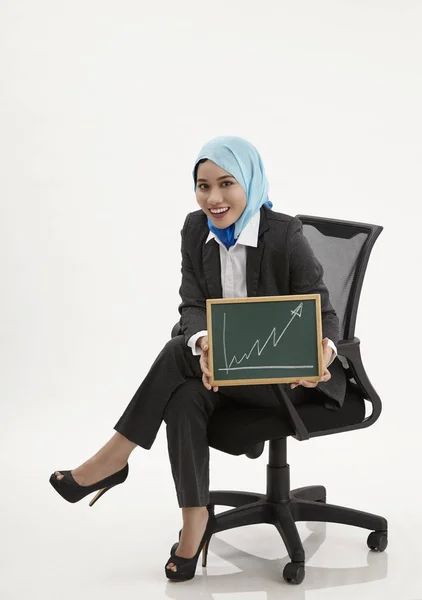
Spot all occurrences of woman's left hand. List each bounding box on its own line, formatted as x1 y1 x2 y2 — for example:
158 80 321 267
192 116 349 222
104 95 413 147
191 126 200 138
290 338 333 389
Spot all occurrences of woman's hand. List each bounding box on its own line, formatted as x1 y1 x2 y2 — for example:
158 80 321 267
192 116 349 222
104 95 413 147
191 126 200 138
197 336 219 392
290 338 333 390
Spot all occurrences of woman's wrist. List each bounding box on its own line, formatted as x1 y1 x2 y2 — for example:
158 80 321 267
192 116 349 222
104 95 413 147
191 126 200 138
196 336 208 351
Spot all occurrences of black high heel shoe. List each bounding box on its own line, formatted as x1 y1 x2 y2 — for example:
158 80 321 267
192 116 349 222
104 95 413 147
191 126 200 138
49 463 129 506
165 505 217 582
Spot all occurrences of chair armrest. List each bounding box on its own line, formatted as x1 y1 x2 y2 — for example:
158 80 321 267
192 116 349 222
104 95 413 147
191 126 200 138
309 337 382 439
337 337 382 426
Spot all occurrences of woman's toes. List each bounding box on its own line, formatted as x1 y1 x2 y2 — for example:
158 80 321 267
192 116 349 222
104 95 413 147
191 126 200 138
55 472 64 480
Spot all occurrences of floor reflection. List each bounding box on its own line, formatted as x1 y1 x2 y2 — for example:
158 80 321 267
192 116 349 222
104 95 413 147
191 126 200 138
164 521 388 600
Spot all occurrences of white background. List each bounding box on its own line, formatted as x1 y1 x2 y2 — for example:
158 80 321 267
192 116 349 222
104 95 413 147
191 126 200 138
1 1 421 599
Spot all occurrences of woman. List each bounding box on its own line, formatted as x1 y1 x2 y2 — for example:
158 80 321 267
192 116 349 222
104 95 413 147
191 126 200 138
50 135 346 581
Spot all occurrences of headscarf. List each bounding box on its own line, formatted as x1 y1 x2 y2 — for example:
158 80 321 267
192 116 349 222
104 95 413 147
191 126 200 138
192 136 273 249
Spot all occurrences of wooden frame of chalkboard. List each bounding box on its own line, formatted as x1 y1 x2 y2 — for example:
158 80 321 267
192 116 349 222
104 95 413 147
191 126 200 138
206 294 324 386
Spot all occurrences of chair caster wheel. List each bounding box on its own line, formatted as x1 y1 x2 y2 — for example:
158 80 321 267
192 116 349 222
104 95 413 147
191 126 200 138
283 561 305 584
367 530 388 552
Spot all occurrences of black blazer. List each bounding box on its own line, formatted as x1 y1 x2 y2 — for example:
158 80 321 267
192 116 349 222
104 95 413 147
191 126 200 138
178 205 347 410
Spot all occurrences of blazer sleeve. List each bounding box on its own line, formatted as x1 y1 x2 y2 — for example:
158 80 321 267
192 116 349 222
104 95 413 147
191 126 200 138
288 218 340 345
177 214 208 345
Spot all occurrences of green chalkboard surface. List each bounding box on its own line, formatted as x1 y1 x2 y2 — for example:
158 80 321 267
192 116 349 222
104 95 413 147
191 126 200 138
207 295 324 386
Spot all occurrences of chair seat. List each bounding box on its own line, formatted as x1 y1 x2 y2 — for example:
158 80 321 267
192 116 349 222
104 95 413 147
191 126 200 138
207 381 366 456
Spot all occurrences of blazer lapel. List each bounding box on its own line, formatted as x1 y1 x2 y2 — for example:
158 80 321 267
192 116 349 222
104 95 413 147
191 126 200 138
202 239 222 298
246 207 269 297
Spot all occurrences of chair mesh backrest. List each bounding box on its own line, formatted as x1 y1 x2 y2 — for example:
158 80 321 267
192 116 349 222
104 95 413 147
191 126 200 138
301 223 369 341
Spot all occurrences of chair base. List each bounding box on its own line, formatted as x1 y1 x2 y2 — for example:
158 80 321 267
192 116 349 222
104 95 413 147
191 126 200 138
209 439 388 584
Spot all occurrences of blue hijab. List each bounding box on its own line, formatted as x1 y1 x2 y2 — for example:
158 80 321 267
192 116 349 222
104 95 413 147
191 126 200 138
192 136 273 249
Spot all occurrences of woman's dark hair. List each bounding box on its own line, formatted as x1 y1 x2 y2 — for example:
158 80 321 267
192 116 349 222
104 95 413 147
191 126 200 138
193 158 208 185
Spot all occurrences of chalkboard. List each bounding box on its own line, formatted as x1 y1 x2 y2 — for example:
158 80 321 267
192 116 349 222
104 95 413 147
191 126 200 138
207 294 324 386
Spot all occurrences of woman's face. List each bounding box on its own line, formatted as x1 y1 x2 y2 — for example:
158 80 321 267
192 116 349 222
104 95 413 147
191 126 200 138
195 160 247 228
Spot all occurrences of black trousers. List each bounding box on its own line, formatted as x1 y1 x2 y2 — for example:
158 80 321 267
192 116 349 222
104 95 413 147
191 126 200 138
114 335 326 507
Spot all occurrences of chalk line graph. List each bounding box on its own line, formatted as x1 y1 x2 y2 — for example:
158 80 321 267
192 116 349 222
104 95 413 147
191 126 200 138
218 302 314 373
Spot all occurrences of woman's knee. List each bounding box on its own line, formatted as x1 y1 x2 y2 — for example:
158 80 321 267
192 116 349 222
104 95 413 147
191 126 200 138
163 379 216 424
160 335 195 367
162 334 186 355
159 334 201 380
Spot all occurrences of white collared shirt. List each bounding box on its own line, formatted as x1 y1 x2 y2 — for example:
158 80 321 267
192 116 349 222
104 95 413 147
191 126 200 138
187 211 337 365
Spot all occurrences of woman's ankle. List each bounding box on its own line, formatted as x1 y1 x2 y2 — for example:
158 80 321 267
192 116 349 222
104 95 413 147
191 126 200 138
91 433 136 465
181 506 209 520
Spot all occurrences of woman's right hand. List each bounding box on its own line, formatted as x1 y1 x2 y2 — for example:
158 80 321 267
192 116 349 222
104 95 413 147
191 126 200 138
197 336 219 392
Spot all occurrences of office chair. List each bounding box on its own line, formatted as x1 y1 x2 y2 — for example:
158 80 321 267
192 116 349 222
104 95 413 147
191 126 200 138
171 215 387 585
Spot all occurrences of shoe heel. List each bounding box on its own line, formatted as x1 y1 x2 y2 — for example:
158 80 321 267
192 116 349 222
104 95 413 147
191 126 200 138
202 537 211 567
89 486 111 507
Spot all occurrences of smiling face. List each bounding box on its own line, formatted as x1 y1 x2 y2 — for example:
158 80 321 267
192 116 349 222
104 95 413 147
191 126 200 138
195 160 247 228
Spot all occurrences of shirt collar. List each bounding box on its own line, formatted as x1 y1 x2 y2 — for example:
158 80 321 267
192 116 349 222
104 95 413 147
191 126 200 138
205 210 260 248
